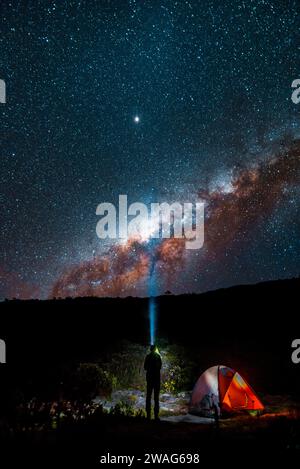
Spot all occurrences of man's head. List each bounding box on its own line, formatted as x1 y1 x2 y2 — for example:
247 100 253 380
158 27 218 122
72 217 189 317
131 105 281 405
150 344 158 353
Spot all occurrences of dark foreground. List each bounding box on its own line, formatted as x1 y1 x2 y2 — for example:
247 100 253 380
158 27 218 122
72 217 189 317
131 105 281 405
0 277 300 464
2 408 300 465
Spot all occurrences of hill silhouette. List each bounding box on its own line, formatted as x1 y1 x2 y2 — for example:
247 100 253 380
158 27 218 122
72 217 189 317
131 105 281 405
0 276 299 395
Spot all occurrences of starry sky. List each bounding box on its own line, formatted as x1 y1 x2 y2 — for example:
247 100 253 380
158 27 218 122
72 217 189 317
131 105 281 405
0 0 299 299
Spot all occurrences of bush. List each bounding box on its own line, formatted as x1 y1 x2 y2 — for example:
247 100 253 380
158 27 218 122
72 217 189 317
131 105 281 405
103 342 147 390
161 345 193 394
75 363 117 399
110 400 135 417
109 400 146 419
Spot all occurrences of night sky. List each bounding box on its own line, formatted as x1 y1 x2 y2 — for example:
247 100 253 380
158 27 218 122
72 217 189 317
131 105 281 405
0 0 299 299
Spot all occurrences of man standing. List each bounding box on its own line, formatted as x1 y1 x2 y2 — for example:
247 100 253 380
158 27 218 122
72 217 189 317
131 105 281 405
144 345 162 421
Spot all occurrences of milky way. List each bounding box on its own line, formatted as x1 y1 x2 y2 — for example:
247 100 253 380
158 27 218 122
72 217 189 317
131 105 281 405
1 1 300 299
51 139 300 298
203 139 300 259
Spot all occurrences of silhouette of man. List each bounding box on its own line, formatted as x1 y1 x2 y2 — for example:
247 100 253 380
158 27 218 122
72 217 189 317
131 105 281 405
144 345 162 420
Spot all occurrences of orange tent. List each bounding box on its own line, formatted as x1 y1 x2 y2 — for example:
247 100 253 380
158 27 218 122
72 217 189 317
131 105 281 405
189 365 264 416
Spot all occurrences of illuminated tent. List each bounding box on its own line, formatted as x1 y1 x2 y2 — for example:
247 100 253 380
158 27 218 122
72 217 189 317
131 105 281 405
189 365 264 416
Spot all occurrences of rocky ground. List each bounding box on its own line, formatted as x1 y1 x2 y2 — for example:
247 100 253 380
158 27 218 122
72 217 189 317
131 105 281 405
93 389 191 416
93 390 300 421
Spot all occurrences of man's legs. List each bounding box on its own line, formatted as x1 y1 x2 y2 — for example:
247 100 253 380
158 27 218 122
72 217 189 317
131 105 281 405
146 381 153 419
153 381 160 420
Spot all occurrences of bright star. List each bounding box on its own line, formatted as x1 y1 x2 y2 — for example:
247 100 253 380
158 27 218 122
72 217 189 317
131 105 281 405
134 115 140 123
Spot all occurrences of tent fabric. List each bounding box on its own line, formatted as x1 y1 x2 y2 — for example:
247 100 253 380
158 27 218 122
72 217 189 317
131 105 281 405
189 365 264 416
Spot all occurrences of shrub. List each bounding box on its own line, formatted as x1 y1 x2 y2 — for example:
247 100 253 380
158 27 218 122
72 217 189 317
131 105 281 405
75 363 117 399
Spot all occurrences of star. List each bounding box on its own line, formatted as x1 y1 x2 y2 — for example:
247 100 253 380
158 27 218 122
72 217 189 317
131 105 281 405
0 1 299 299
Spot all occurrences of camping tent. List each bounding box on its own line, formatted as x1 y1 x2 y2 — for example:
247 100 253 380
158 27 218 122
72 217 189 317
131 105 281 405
189 365 264 416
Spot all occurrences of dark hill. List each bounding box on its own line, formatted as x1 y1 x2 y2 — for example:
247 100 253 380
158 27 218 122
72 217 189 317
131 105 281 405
0 277 299 399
